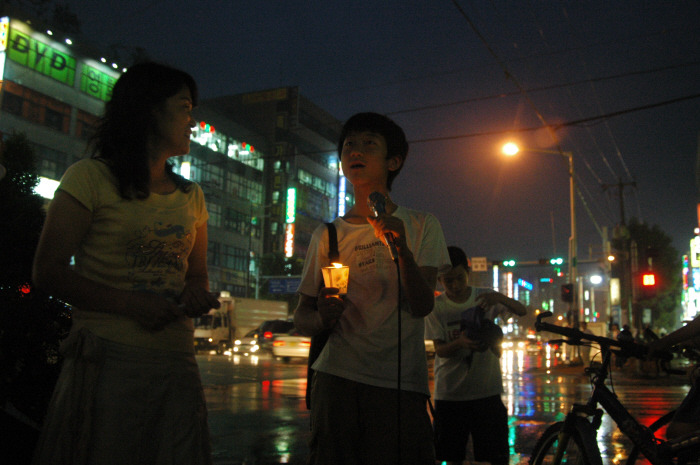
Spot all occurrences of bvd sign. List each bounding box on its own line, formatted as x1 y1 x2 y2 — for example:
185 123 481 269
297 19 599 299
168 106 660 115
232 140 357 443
7 29 76 85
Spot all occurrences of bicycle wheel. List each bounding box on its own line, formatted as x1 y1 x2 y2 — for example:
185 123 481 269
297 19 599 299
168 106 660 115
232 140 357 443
529 422 591 465
625 409 677 465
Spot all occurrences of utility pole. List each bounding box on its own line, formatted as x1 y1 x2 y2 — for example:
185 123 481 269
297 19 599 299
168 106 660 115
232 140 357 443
602 178 636 329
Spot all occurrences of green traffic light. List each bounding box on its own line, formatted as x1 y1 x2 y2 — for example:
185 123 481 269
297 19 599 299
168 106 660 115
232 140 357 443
503 260 516 267
550 257 564 265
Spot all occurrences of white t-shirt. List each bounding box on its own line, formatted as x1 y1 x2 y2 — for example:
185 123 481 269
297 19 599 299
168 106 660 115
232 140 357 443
297 207 450 395
425 289 505 401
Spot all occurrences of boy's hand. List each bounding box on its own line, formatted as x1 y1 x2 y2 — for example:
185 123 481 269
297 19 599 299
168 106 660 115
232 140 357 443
475 292 502 308
317 287 345 328
367 214 407 249
459 333 488 352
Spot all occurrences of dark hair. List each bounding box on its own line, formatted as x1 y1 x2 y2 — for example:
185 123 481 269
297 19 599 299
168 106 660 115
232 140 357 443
337 112 408 190
447 246 470 271
89 61 198 199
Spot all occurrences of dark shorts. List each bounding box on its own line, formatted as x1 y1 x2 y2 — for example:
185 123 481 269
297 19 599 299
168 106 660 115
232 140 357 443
433 395 509 465
674 382 700 424
309 371 434 465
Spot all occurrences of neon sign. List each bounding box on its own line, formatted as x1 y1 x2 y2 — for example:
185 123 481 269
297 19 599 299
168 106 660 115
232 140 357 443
0 17 9 51
80 64 117 102
338 171 346 217
7 28 76 85
286 188 296 223
284 223 295 258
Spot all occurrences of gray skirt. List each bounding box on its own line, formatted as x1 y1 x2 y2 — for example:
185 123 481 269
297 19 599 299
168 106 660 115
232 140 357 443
32 328 212 465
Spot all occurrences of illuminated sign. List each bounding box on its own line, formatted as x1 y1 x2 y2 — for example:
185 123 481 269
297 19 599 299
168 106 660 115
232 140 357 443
471 257 487 272
691 237 700 268
507 272 513 298
7 28 76 85
517 278 533 291
610 278 620 306
285 188 296 223
0 17 9 51
338 168 347 216
284 223 295 258
80 64 117 102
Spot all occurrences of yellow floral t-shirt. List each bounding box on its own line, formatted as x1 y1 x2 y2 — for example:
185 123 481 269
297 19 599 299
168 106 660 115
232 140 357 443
57 159 208 352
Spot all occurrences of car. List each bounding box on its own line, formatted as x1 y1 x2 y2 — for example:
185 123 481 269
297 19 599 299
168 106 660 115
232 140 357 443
271 329 311 362
257 319 295 351
232 328 260 355
501 336 529 352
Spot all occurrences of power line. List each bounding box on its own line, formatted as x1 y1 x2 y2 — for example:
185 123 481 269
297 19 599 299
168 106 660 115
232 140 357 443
406 92 700 144
386 61 700 117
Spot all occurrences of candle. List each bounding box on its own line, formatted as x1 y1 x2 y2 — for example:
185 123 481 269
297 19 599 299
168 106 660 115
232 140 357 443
321 263 350 294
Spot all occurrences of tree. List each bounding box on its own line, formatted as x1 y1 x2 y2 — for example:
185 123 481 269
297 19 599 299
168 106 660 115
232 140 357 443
0 133 71 431
626 218 682 333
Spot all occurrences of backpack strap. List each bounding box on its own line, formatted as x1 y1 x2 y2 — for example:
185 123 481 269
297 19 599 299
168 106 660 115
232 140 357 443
327 222 339 263
305 222 339 411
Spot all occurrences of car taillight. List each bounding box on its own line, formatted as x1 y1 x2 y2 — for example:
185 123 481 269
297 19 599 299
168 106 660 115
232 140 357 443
263 331 273 339
273 340 285 347
300 341 311 348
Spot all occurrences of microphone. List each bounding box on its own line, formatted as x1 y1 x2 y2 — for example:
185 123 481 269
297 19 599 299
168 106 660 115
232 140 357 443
368 192 399 262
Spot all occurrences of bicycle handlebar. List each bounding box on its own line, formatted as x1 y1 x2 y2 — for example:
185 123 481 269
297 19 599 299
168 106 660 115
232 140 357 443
534 311 672 361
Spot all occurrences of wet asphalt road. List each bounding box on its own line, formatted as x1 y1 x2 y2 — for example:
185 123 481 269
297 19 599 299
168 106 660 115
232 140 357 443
198 350 691 465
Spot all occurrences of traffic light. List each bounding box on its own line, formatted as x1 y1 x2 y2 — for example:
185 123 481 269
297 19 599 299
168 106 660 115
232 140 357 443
550 257 564 265
642 272 656 286
639 271 658 298
502 259 516 267
561 283 574 302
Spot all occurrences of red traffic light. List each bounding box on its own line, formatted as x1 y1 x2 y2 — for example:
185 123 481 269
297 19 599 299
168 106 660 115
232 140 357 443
639 271 658 299
561 283 574 302
641 272 656 287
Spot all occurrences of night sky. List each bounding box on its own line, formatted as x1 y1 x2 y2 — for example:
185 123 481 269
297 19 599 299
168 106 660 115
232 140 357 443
61 0 700 263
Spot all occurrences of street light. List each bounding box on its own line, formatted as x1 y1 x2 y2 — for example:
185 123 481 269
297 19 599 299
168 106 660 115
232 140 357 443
502 142 578 323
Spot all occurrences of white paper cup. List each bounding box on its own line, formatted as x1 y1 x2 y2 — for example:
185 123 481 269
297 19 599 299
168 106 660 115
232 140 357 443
321 265 350 294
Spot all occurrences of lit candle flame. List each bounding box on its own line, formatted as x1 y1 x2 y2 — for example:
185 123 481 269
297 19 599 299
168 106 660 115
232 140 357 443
331 262 343 268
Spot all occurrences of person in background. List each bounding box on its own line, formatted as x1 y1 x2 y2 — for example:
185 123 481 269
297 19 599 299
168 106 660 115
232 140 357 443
647 316 700 441
616 324 634 368
31 62 220 465
294 112 450 465
425 246 526 465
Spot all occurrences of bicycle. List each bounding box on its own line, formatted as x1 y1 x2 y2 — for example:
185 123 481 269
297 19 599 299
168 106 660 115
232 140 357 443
529 311 700 465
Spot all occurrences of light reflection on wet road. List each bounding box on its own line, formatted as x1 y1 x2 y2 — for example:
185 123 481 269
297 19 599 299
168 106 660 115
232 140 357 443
199 349 690 465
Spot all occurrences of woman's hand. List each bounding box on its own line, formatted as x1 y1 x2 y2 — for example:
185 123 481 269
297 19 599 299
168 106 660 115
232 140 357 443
126 292 185 331
179 287 221 318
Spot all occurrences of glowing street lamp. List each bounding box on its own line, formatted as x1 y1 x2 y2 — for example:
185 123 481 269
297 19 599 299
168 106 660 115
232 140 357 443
501 142 578 320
